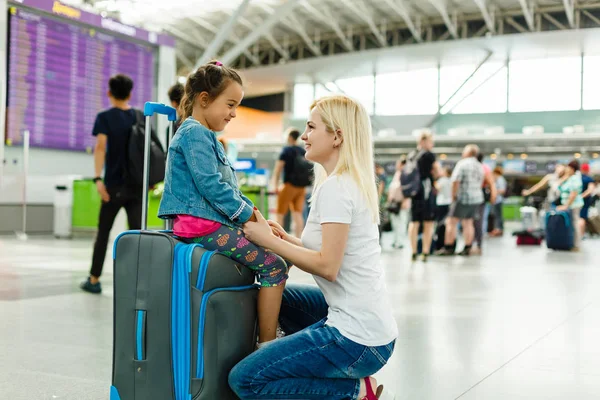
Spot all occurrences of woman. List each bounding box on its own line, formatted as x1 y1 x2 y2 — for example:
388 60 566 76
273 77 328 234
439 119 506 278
490 167 507 236
522 164 566 207
231 95 398 400
435 166 452 222
387 157 411 248
557 160 585 250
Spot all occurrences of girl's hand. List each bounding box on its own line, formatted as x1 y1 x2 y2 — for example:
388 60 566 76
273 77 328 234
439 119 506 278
267 220 288 241
243 210 275 247
556 205 569 212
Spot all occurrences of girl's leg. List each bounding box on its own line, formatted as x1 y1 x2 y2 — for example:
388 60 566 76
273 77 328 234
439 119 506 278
191 226 289 343
229 320 395 400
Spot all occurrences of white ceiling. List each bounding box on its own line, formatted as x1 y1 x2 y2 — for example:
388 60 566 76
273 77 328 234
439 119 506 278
63 0 600 95
240 26 600 96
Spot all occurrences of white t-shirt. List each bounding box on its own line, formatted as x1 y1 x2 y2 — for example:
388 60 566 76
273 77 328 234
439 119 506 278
301 174 398 347
436 176 452 206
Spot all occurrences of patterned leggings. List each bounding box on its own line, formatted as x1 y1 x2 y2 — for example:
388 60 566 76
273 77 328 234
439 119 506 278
189 225 290 288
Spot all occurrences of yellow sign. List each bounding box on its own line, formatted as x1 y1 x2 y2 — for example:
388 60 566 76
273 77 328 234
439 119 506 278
6 139 13 146
52 1 81 19
9 7 16 15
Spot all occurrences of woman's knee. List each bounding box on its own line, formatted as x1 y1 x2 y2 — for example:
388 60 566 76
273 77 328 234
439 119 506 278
228 361 255 398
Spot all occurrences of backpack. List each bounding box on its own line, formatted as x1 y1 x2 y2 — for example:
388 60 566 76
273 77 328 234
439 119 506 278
400 150 423 198
124 109 166 188
288 147 314 187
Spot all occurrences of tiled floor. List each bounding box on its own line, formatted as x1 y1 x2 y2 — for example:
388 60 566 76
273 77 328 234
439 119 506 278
1 228 599 399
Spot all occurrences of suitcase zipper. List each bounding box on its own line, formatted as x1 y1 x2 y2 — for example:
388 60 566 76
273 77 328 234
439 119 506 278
195 251 216 291
172 243 200 400
195 285 256 379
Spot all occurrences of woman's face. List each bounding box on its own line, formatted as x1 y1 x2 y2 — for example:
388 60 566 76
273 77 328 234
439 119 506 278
556 164 566 177
566 166 576 176
301 108 336 164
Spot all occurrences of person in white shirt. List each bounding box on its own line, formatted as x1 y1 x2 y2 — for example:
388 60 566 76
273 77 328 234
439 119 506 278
435 166 453 222
232 95 398 400
387 158 411 248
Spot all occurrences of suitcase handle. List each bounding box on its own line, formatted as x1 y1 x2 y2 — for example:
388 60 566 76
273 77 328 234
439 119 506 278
143 102 177 121
141 102 177 230
135 310 147 360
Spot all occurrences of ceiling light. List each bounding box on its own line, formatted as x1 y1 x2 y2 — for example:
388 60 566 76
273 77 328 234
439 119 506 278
490 154 497 160
520 153 528 159
507 154 514 160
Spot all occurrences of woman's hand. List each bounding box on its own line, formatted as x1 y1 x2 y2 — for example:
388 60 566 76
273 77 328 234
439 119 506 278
556 205 569 211
267 220 288 240
243 209 276 248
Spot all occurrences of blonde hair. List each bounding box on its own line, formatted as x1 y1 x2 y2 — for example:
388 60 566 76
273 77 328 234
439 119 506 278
309 95 380 224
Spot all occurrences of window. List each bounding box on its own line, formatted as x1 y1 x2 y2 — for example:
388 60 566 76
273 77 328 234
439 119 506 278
293 83 314 118
441 63 507 114
583 55 600 110
508 57 581 112
375 68 438 115
335 75 375 114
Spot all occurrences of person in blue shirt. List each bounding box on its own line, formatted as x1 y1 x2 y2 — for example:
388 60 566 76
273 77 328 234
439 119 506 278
158 61 290 347
81 74 141 294
579 163 597 238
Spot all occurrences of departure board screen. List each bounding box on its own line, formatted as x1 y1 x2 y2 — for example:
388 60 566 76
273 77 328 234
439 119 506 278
6 9 155 152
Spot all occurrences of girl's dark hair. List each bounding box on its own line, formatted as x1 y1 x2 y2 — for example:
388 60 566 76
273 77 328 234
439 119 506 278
180 61 243 119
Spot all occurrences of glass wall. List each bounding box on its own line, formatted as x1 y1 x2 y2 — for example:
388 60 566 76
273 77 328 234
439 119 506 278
292 55 594 118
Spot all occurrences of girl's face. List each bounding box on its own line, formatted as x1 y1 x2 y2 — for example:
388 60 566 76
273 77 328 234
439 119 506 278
566 166 576 176
556 164 566 177
200 82 244 132
301 108 337 164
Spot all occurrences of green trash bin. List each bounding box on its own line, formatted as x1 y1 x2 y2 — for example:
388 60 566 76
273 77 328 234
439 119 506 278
72 179 164 232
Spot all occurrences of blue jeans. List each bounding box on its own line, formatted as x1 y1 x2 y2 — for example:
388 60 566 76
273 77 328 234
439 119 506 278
229 284 396 399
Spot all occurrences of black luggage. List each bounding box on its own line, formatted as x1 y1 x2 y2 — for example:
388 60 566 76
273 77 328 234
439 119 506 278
110 102 258 400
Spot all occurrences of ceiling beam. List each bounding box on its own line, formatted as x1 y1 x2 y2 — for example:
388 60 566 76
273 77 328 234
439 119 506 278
175 48 194 69
339 0 388 47
505 16 528 33
195 0 252 68
563 0 576 28
220 0 302 65
165 26 207 50
265 33 291 60
381 0 423 42
427 0 459 39
187 16 259 66
473 0 496 33
582 9 600 26
542 13 568 30
302 1 354 51
517 0 535 31
282 13 323 56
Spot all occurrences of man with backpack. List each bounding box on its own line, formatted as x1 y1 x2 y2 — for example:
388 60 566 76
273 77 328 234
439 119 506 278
272 128 313 238
80 74 145 294
402 131 439 262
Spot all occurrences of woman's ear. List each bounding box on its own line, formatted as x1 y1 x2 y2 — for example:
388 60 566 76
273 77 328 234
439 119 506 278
334 129 344 147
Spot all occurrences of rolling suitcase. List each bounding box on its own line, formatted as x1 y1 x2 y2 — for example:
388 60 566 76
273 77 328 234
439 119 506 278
110 102 258 400
545 210 574 251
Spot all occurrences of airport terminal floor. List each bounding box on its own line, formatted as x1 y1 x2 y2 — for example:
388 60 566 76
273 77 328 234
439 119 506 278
1 227 600 400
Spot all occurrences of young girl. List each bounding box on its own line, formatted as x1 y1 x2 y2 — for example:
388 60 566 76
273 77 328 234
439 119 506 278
158 61 289 346
230 95 398 400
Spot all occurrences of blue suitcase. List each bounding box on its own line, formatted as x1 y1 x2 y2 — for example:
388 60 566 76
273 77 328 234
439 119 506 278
545 210 574 251
110 103 258 400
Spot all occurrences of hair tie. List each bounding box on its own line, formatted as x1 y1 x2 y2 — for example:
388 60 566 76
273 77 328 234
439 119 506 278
215 61 223 66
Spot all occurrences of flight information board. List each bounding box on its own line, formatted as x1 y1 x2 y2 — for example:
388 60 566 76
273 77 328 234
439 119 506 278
6 8 155 152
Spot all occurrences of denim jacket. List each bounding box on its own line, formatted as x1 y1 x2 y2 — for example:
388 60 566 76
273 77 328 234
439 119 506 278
158 117 254 228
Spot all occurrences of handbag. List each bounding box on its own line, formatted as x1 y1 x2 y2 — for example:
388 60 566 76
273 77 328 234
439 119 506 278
386 201 401 215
